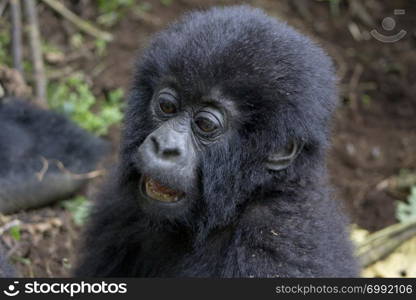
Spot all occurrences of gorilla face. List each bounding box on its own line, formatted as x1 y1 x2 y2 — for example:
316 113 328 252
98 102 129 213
134 86 231 218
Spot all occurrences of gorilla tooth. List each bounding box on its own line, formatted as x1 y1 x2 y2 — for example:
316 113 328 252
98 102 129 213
145 177 181 202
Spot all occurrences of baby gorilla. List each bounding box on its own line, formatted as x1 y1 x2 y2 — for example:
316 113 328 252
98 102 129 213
76 6 358 277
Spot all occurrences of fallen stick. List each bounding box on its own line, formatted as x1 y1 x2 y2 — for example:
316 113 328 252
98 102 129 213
357 219 416 267
40 0 113 41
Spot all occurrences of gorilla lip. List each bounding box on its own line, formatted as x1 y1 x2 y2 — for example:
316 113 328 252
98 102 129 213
143 176 183 203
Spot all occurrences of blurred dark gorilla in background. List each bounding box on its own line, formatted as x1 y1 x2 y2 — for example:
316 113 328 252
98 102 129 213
0 96 108 276
76 6 358 277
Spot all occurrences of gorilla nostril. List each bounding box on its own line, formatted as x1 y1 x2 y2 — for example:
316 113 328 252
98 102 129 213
162 148 180 158
150 136 160 153
149 135 181 160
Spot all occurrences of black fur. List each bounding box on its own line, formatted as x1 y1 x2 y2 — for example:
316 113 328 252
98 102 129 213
76 6 359 277
0 97 107 213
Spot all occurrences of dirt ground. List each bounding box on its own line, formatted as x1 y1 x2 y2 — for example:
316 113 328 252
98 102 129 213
2 0 415 277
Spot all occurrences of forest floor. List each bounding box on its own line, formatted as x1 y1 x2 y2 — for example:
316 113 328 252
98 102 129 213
1 0 415 277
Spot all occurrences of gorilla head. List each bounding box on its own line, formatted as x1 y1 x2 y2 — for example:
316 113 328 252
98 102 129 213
119 6 336 237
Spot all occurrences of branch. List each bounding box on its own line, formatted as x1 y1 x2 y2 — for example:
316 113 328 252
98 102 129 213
357 220 416 267
40 0 113 41
376 172 416 192
10 0 23 73
23 0 47 106
35 157 106 181
52 158 106 180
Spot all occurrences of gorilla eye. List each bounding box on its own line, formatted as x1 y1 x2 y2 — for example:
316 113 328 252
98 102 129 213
195 117 217 133
194 110 223 136
158 94 178 115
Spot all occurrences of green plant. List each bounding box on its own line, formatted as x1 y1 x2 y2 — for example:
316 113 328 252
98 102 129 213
12 256 31 265
396 186 416 222
94 38 108 57
0 26 11 66
61 196 91 226
96 0 135 27
9 225 21 241
47 73 124 136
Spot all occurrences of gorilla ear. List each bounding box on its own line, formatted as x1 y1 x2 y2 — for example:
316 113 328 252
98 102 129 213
266 141 303 171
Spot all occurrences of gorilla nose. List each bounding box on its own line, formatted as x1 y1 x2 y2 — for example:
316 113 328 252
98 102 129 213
137 122 192 169
139 123 190 166
150 135 181 160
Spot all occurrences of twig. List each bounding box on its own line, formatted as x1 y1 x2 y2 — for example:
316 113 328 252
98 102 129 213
10 0 23 73
39 0 113 41
357 220 416 267
348 22 362 41
23 0 47 106
36 157 106 181
35 156 49 181
376 173 416 191
348 63 363 111
54 160 105 179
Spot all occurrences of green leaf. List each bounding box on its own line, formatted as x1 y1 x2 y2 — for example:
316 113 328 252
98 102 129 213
9 226 21 241
61 196 92 226
47 73 124 136
396 186 416 223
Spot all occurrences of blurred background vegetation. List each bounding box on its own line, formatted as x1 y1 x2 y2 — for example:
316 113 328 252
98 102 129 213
0 0 415 277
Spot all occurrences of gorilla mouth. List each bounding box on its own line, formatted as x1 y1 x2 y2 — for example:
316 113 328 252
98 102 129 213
143 176 183 203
